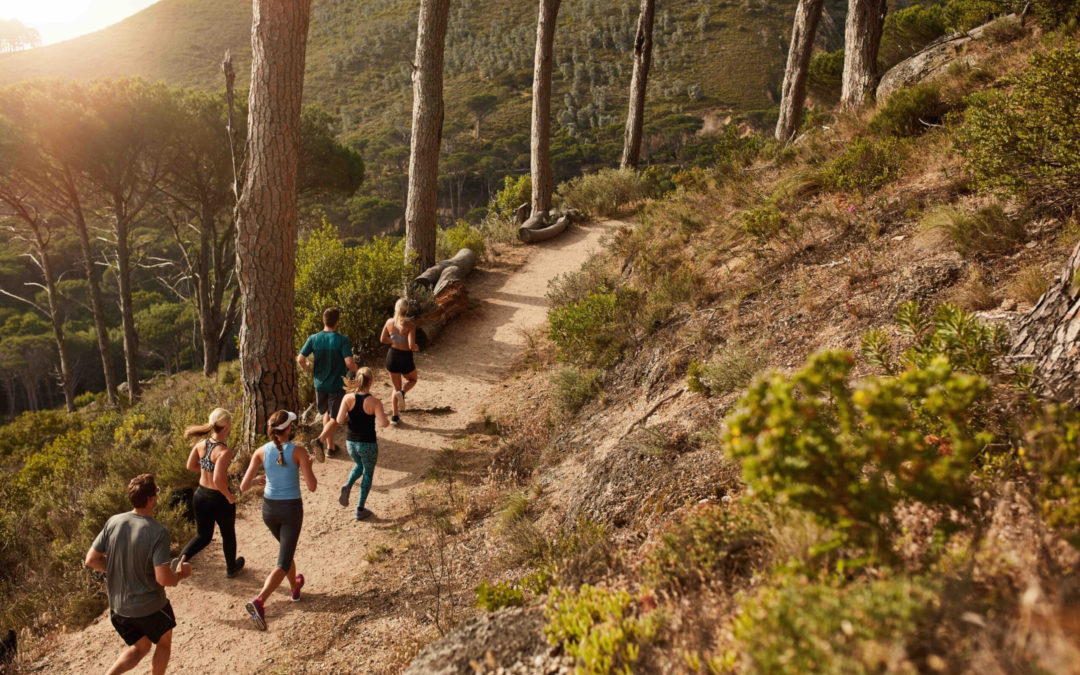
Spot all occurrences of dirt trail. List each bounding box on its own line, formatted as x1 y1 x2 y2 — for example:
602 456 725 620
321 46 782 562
36 220 615 674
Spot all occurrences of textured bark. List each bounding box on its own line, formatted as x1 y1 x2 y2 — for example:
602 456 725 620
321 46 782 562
114 212 140 403
531 0 561 215
405 0 450 276
621 0 656 169
775 0 825 141
840 0 887 108
1011 241 1080 402
235 0 310 446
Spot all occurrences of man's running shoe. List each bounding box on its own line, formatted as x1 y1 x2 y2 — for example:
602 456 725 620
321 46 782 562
291 574 305 602
338 485 351 507
245 597 266 631
226 557 245 578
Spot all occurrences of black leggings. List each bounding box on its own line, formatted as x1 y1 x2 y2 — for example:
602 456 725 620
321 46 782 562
262 498 304 571
181 486 237 569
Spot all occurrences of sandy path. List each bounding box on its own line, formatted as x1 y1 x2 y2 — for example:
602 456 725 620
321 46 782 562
37 220 615 674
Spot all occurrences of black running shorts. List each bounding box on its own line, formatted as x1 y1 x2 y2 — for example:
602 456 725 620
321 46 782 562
110 602 176 645
386 347 415 375
315 391 345 417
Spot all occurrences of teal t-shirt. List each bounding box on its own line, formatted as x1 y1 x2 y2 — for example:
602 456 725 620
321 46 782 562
300 330 353 393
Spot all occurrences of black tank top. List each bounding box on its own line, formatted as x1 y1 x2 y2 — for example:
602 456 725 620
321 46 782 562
346 394 376 443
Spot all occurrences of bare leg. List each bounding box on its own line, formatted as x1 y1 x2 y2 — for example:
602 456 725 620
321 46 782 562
106 638 150 674
150 631 172 675
257 562 298 604
390 373 403 416
402 370 418 395
318 412 337 451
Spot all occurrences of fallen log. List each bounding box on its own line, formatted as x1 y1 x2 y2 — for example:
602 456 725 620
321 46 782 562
413 248 477 289
519 214 570 243
416 283 469 346
433 264 464 296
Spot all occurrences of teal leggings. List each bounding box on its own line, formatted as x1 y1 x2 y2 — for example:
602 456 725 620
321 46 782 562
345 441 379 509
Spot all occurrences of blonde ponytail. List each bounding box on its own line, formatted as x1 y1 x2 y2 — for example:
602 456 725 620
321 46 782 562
393 298 409 332
184 408 232 439
344 367 374 394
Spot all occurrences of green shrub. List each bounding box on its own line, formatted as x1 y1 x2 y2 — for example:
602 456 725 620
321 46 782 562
436 219 486 261
880 4 948 70
475 579 525 611
943 0 1011 32
556 168 642 217
885 301 1010 376
546 257 617 308
869 84 952 137
808 49 844 103
920 204 1025 257
686 342 765 397
1032 0 1080 28
542 518 615 588
0 409 82 461
725 350 990 557
552 366 602 413
741 204 788 243
295 221 410 353
643 504 765 593
981 14 1025 42
640 165 676 199
1025 405 1080 547
548 288 638 367
490 174 531 217
956 46 1080 211
733 573 939 673
824 137 907 194
544 585 663 675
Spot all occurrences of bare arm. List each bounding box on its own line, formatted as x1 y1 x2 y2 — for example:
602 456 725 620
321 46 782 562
185 443 201 473
336 393 355 426
240 448 264 492
380 321 392 345
407 324 418 352
213 448 236 503
366 395 391 429
153 557 191 587
345 356 358 373
294 446 318 492
85 547 107 574
296 353 312 372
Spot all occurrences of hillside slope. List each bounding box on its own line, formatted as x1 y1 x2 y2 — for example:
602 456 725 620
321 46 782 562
0 0 846 142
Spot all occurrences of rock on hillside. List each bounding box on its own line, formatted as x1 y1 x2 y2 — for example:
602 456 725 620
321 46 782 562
402 607 572 675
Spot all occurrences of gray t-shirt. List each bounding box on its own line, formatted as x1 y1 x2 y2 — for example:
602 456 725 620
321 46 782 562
91 512 171 617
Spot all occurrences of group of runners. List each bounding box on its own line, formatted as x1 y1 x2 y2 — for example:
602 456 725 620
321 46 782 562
84 302 420 673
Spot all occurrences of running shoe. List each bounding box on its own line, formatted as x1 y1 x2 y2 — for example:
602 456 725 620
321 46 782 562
311 438 326 463
338 485 351 507
393 389 405 412
355 507 372 521
291 574 305 602
390 415 400 425
245 597 266 631
327 444 337 456
226 557 245 578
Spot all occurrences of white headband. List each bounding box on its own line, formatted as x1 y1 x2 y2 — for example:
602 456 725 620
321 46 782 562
272 411 297 431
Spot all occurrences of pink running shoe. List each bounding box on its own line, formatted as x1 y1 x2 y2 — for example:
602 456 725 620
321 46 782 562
245 597 266 631
291 574 305 602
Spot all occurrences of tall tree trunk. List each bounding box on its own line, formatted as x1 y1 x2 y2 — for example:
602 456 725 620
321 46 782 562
66 171 119 406
840 0 887 108
775 0 825 141
198 206 219 376
35 236 76 412
621 0 656 170
114 212 140 403
234 0 310 446
531 0 561 216
405 0 450 276
1011 241 1080 402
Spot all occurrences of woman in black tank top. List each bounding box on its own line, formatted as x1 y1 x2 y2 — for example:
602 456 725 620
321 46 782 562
335 368 390 519
179 408 244 577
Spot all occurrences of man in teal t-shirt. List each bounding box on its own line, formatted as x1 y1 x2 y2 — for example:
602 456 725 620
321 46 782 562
297 307 357 457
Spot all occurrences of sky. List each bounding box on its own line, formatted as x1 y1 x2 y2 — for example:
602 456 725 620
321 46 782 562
1 0 158 46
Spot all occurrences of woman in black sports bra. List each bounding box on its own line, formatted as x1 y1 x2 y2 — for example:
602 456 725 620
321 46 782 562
179 408 244 577
335 368 389 520
380 298 419 425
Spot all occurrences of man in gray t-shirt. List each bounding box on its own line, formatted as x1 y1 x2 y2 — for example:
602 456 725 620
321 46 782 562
85 474 191 674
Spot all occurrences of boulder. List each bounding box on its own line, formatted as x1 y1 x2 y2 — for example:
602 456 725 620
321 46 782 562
876 18 1008 102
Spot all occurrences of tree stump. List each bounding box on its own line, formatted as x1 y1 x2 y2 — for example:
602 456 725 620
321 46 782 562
514 202 530 225
1011 240 1080 403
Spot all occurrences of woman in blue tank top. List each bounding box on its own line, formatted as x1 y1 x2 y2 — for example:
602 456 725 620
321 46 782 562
335 367 389 520
239 410 318 631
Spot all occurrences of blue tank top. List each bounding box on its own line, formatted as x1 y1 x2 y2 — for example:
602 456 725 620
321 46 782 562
262 441 301 500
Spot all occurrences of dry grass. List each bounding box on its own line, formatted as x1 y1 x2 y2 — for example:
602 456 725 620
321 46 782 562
1009 265 1051 305
953 268 1000 310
